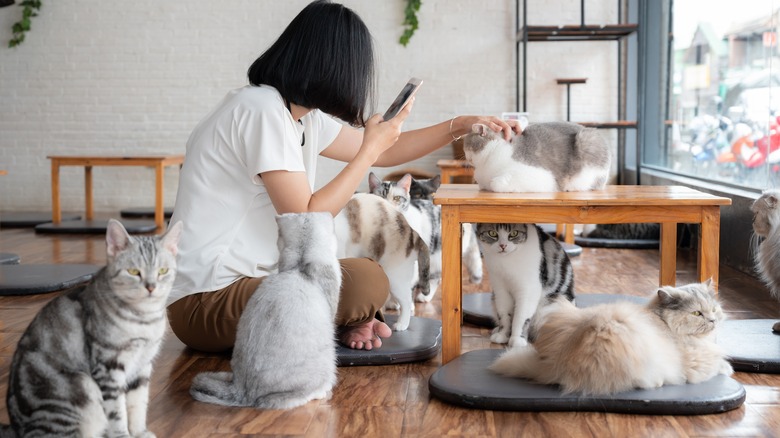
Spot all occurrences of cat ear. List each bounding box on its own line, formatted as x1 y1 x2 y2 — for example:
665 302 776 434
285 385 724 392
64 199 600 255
430 174 441 190
398 174 412 192
106 219 131 258
656 288 675 305
368 172 381 192
162 221 184 256
764 193 778 209
472 123 489 136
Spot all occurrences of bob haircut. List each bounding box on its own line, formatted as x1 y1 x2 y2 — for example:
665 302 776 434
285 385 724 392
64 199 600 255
248 0 376 127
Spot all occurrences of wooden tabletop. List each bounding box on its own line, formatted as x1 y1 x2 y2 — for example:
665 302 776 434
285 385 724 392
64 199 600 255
433 184 733 207
47 155 184 166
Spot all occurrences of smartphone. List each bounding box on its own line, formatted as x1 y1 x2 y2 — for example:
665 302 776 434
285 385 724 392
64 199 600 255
382 77 423 121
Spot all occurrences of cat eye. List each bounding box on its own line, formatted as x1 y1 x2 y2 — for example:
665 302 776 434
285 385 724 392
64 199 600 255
692 310 702 316
393 196 403 203
127 268 141 276
159 268 169 275
509 230 519 238
488 230 498 238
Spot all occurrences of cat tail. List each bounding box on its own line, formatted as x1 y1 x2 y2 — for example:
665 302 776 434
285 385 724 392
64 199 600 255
488 346 548 381
413 233 432 301
0 424 18 438
189 371 248 407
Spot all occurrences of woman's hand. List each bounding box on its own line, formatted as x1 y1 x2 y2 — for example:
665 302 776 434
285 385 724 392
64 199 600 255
452 115 523 141
359 97 415 163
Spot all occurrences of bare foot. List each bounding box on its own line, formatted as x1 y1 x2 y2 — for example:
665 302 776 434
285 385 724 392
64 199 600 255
338 318 392 350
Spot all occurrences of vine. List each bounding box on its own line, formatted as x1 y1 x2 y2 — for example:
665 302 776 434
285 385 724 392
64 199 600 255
8 0 41 48
399 0 421 47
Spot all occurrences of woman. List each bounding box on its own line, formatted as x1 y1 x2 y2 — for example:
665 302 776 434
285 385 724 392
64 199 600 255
167 0 520 353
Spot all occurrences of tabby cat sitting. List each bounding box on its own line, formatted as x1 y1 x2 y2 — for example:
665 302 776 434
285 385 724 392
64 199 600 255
2 219 182 438
750 189 780 332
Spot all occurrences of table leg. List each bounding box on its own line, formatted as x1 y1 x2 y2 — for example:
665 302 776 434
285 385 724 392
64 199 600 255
564 223 575 244
659 222 677 286
699 206 721 291
155 163 164 230
50 160 61 224
440 206 463 364
85 166 94 221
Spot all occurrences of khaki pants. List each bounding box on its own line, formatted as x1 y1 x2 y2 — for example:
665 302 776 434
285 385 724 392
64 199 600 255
168 257 389 353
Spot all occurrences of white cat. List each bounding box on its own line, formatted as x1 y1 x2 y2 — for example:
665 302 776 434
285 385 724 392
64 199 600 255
334 193 430 331
462 121 611 193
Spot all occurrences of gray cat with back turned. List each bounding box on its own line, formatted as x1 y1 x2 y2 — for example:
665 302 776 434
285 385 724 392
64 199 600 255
190 211 342 410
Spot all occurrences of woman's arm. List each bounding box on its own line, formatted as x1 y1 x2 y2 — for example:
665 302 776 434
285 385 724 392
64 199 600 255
373 115 521 167
262 102 414 216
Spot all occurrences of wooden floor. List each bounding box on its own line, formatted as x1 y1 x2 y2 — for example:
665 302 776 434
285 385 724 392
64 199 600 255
1 221 780 437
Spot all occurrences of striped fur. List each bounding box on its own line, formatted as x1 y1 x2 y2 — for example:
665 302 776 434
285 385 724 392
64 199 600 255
335 193 430 331
2 219 182 438
476 223 574 348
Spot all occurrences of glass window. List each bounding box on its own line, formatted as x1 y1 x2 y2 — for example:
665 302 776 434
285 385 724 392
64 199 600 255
657 0 780 189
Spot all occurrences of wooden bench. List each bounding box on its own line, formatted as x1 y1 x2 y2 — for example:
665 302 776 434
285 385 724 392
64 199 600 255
433 184 732 364
48 155 184 230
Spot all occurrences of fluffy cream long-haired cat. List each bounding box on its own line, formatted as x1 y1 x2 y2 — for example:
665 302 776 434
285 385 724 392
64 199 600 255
751 189 780 332
489 281 733 395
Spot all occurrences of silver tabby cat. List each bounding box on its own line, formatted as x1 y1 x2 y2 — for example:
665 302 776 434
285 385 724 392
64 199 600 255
750 189 780 332
190 212 342 409
2 219 182 438
463 121 611 193
476 223 574 348
490 281 733 395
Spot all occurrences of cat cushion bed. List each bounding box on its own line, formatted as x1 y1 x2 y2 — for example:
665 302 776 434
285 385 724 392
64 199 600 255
428 348 746 414
463 292 648 327
119 207 174 219
0 264 100 295
718 319 780 374
0 253 20 265
336 315 441 366
0 212 81 228
574 235 659 249
35 219 158 234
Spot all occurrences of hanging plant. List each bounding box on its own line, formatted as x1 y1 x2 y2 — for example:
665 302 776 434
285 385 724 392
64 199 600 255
8 0 42 48
399 0 421 47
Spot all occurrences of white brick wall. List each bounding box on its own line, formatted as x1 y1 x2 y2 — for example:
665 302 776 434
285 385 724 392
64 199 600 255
0 0 620 212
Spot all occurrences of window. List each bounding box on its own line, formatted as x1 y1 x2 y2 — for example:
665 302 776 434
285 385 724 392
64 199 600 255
649 0 780 190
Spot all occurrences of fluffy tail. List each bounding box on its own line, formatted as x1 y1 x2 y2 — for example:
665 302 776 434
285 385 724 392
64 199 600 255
189 371 247 407
488 346 546 380
0 424 17 438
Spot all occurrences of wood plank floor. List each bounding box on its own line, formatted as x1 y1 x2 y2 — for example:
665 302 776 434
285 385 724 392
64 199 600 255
1 222 780 437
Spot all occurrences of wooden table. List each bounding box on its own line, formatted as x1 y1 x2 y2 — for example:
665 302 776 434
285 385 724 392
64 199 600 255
433 184 732 364
48 155 184 230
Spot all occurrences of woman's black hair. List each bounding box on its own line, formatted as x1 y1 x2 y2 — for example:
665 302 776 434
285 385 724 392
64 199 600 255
248 1 375 127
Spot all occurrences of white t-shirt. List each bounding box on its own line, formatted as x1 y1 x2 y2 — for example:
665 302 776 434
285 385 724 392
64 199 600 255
168 85 342 305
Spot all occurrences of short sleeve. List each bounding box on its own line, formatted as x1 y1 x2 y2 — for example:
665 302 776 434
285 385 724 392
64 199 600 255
313 111 344 153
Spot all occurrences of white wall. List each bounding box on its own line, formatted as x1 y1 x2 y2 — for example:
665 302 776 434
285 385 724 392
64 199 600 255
0 0 619 212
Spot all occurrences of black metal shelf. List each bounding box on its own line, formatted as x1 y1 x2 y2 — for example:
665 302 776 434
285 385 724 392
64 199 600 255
518 24 638 42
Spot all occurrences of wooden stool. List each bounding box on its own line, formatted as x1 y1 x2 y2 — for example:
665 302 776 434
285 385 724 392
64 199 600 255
48 155 184 230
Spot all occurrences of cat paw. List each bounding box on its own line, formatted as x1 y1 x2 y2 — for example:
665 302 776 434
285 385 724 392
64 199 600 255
719 360 734 376
392 320 410 331
469 274 483 284
507 336 528 349
490 332 509 344
133 431 156 438
415 291 435 303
